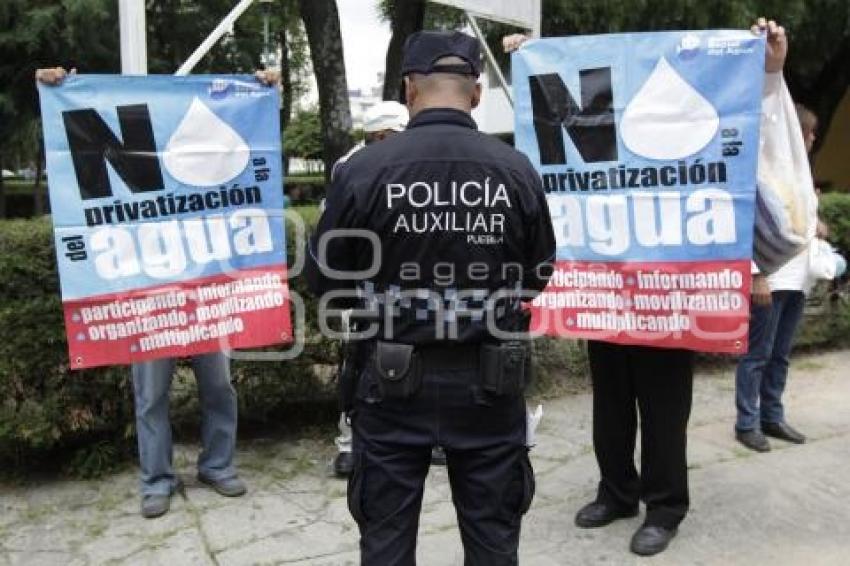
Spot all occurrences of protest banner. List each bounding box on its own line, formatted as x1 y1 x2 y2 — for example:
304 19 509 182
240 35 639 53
38 75 290 369
513 31 765 353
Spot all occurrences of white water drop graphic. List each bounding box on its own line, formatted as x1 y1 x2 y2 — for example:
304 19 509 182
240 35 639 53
620 57 719 160
162 98 250 186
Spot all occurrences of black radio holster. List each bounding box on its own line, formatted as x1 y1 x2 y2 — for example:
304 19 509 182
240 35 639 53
338 339 364 414
479 340 531 397
373 340 422 400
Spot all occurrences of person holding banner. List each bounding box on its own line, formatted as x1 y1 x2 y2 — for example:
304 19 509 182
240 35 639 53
35 66 283 519
734 103 825 452
306 31 555 565
505 18 791 556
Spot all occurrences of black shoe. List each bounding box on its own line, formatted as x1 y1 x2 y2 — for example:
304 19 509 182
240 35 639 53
735 429 771 452
762 421 806 444
630 524 677 556
333 451 354 477
574 501 638 528
431 446 447 466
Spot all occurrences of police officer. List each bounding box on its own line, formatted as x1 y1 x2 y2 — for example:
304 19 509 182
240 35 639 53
306 31 555 565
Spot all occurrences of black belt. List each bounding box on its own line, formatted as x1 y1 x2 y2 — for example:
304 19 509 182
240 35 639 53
416 343 480 371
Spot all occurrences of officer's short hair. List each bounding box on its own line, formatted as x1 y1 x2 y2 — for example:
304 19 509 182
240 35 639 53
409 56 478 97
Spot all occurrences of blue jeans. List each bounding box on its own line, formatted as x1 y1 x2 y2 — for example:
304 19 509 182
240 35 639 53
132 352 237 496
735 291 805 431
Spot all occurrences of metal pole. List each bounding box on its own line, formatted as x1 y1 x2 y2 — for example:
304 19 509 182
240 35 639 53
262 10 270 66
464 11 513 107
175 0 257 75
119 0 147 74
530 0 542 38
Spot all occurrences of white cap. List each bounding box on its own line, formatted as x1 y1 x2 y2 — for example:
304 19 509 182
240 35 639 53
363 101 409 133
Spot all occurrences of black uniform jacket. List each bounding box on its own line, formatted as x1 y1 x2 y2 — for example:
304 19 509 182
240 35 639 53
305 107 556 344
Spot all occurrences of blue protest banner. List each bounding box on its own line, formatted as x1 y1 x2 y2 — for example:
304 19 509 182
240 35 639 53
513 31 765 352
38 75 290 368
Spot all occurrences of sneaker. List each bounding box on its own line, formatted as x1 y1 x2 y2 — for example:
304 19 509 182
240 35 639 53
197 474 247 497
140 479 182 519
140 493 171 519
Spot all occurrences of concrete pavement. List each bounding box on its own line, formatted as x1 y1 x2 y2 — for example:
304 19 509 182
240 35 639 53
2 349 849 565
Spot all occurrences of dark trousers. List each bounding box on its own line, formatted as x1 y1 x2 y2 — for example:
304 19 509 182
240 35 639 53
349 353 532 566
588 341 694 529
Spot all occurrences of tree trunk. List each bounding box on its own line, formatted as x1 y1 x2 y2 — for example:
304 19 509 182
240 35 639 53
382 0 426 101
298 0 352 181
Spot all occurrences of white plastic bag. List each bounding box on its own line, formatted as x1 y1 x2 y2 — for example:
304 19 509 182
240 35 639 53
753 74 818 274
808 238 839 281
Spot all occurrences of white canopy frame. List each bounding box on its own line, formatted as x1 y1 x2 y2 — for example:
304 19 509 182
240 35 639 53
119 0 261 76
119 0 542 104
432 0 542 107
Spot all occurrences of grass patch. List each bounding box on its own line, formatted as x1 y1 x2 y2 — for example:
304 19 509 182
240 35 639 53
288 204 321 227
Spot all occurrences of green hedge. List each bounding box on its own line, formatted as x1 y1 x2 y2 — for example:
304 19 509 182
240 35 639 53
819 192 850 254
0 176 328 219
4 201 849 476
0 217 132 466
0 210 339 475
0 209 594 475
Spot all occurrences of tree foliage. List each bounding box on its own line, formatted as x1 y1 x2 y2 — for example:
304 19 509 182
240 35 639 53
378 0 470 101
0 0 313 215
381 0 848 155
283 108 323 159
537 0 850 151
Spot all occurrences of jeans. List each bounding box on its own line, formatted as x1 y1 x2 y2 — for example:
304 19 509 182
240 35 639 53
735 290 805 431
132 352 238 496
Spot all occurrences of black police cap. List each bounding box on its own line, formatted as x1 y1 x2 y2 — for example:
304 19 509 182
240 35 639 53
401 31 482 77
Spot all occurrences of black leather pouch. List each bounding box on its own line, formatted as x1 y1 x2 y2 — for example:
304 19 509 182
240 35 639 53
479 341 530 397
373 341 422 400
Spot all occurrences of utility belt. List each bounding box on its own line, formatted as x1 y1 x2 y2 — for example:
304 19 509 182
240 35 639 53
338 339 532 409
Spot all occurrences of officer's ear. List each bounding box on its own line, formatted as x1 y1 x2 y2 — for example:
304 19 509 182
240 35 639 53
404 77 417 110
471 82 482 109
